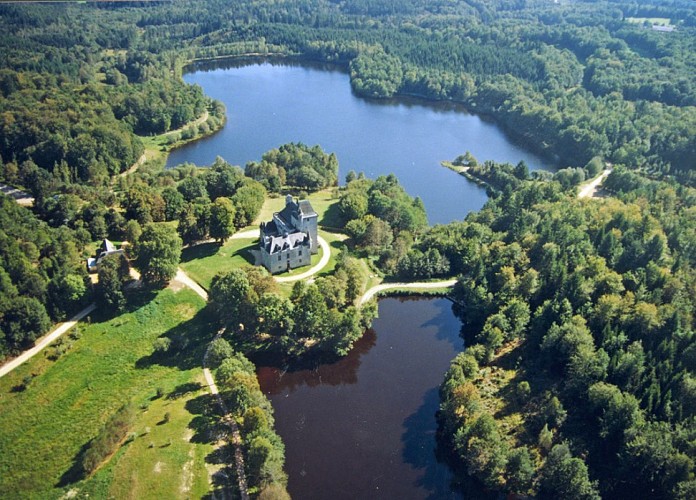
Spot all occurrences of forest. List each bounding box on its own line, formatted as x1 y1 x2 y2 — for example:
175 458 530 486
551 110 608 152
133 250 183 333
0 0 694 187
0 0 694 498
436 164 696 498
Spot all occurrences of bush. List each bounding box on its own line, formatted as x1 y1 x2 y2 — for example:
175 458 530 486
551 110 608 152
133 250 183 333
152 337 172 354
207 337 234 368
81 404 136 475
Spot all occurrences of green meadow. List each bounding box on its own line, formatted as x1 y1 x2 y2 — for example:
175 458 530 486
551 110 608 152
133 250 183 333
0 287 226 499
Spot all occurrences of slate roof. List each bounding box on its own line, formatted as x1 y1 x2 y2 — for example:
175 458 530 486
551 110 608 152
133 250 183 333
100 239 117 254
263 232 310 254
277 198 316 225
298 200 316 216
260 196 316 256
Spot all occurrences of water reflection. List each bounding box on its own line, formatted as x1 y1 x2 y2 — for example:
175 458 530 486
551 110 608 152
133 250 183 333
257 297 464 499
167 61 556 223
256 328 377 394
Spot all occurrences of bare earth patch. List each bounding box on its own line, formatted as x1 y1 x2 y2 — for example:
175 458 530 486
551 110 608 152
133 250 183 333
180 450 195 495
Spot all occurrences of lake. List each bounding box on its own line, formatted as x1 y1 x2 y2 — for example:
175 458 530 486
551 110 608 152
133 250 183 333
166 59 556 224
257 297 465 499
171 59 550 498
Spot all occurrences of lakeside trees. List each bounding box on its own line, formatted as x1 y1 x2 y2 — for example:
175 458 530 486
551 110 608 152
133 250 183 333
209 260 377 358
245 143 339 193
1 0 694 190
438 171 696 498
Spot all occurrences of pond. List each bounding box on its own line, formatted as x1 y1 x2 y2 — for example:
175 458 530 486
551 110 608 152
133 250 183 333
166 59 556 224
257 297 465 499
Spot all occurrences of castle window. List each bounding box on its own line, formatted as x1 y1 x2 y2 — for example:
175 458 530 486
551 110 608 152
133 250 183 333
299 249 302 256
278 255 281 262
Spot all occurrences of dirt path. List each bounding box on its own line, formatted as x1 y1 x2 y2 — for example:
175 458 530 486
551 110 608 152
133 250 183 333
359 279 458 305
174 269 209 300
161 110 209 138
0 303 96 379
202 330 250 500
120 110 210 178
173 269 249 500
119 153 147 178
578 169 612 199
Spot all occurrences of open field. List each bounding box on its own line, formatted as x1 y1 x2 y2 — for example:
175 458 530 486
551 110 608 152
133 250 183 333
625 17 672 25
180 237 259 290
0 287 220 499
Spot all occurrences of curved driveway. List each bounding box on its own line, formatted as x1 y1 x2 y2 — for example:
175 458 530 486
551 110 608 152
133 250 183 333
275 236 330 283
228 230 331 283
359 279 457 305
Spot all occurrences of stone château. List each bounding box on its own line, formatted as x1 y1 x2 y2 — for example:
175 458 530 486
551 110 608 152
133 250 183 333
258 195 318 274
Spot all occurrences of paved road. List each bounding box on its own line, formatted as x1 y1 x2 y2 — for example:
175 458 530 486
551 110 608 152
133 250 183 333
359 279 458 305
0 303 96 379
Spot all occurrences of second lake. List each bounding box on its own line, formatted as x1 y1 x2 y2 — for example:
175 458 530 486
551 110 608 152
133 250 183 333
166 59 556 224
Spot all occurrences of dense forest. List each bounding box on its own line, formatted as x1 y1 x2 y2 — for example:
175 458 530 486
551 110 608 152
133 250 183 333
0 0 694 187
0 0 695 498
436 165 696 498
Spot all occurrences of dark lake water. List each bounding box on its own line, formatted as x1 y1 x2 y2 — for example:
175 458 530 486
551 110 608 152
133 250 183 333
257 297 464 499
167 59 556 224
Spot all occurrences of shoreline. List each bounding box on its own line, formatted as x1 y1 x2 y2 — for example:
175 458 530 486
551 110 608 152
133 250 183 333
178 53 560 170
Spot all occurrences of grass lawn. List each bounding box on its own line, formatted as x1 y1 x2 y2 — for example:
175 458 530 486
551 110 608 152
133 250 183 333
180 237 258 290
0 287 221 499
180 229 347 294
181 190 349 291
251 189 342 229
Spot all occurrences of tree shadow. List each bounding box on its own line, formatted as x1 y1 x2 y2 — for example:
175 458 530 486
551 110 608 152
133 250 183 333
256 328 377 396
329 239 344 252
319 202 343 228
205 442 235 465
203 462 239 500
185 393 239 498
167 381 203 400
181 242 221 263
56 441 90 487
401 387 460 500
235 243 258 266
186 393 227 444
135 306 217 372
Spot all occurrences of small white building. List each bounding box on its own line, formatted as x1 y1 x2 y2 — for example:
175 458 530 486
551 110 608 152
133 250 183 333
86 238 125 273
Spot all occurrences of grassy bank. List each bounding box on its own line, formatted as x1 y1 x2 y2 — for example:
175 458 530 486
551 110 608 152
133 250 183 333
0 287 220 499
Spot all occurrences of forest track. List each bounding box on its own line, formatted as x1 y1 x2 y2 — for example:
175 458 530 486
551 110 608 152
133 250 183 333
173 269 249 500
